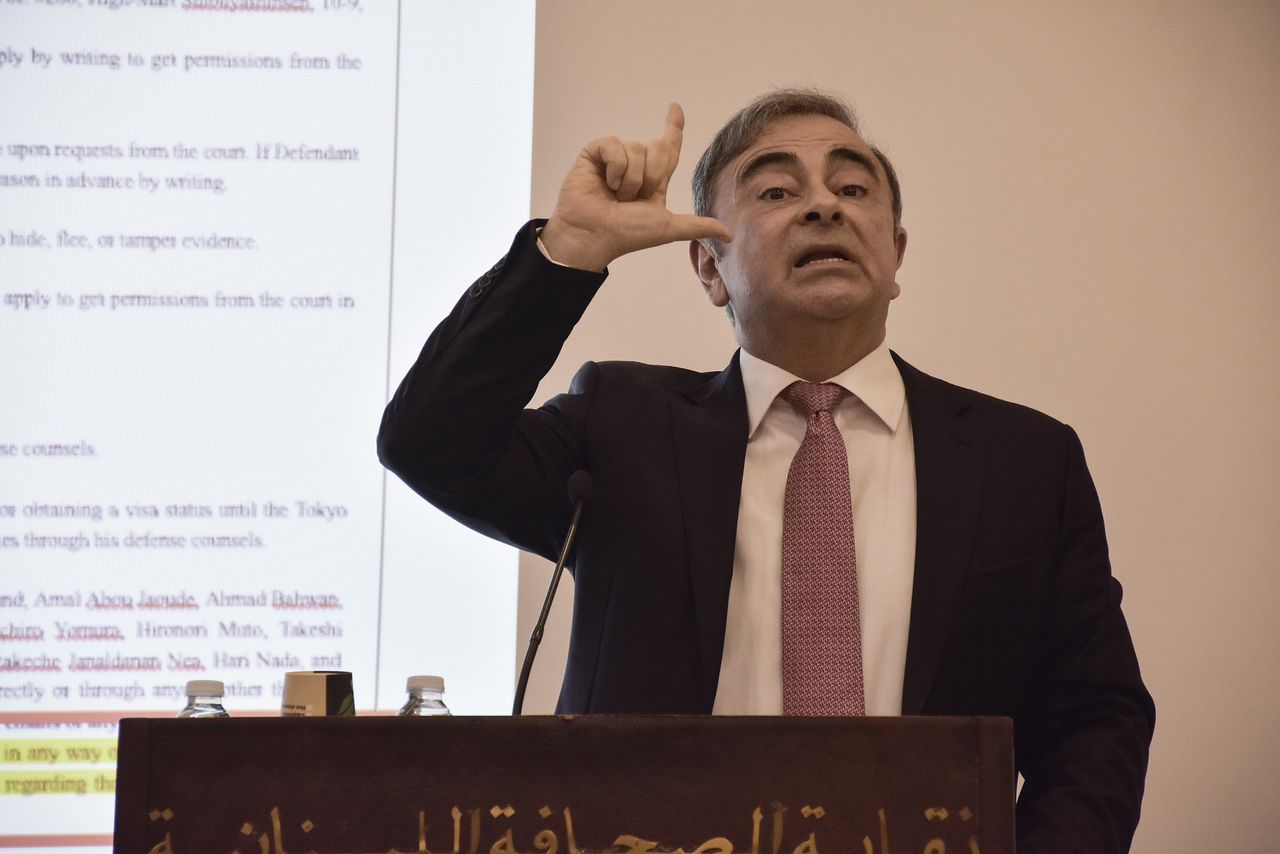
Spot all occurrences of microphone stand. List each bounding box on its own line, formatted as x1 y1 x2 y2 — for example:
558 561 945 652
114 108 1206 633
512 472 591 715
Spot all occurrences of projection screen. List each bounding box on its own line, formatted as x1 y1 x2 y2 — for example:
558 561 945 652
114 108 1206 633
1 0 536 846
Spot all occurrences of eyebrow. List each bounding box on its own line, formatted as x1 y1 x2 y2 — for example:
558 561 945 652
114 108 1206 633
737 151 798 187
829 146 882 184
736 146 882 189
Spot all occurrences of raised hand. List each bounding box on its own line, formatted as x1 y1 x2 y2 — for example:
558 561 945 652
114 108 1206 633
539 103 733 272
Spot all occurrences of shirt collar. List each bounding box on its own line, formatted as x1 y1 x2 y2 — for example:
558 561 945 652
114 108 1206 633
738 341 907 438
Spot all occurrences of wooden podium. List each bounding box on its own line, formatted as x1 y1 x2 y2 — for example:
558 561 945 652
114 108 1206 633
114 715 1013 853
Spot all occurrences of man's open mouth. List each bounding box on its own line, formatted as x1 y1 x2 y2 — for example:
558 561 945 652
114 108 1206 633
794 250 851 268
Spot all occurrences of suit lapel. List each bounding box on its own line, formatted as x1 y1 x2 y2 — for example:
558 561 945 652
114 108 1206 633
670 352 749 711
894 354 985 715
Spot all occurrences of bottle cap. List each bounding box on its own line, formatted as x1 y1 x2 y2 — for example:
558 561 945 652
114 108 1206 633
185 679 225 696
405 675 444 693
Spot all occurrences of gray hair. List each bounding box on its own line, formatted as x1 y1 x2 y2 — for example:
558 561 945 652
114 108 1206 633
691 88 903 260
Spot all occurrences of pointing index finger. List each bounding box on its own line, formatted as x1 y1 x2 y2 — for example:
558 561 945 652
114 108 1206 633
662 102 685 153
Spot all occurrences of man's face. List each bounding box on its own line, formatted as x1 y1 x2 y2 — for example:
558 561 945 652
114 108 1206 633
693 114 907 344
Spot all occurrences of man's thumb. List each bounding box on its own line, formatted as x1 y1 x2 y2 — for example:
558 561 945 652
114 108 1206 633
668 214 732 244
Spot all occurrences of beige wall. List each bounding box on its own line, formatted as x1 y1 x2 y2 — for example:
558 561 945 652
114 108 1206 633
514 2 1280 849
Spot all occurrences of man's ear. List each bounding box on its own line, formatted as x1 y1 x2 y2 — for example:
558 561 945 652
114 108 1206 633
885 226 908 301
690 239 729 307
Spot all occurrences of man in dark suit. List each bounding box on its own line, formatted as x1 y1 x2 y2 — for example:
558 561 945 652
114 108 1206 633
379 90 1154 852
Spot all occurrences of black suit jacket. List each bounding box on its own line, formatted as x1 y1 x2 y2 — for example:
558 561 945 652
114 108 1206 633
379 221 1154 853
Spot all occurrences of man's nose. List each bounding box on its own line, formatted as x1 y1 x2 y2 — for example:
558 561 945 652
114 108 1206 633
802 187 843 223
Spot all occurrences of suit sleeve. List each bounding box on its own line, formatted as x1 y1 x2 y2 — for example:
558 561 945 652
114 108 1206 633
1015 426 1156 853
376 220 607 561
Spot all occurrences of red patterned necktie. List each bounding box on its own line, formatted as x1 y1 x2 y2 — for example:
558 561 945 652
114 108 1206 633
779 381 864 716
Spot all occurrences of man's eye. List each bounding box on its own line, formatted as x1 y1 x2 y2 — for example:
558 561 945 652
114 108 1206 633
841 185 867 197
761 187 787 201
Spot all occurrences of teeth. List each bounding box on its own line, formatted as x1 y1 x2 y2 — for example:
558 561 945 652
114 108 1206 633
800 256 848 267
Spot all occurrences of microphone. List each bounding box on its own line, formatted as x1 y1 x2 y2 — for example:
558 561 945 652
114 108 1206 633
512 470 593 715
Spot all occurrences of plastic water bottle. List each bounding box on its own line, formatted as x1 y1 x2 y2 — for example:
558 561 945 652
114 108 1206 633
398 675 450 716
178 679 230 718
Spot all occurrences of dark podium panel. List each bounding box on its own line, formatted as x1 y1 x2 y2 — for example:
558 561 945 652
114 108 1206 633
115 715 1013 853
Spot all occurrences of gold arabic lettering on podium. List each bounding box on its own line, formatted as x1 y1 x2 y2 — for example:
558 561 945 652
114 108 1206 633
145 800 984 854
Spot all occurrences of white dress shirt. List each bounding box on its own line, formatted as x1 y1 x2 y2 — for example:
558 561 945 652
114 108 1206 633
712 342 917 716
